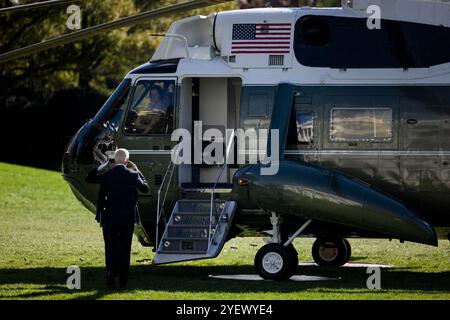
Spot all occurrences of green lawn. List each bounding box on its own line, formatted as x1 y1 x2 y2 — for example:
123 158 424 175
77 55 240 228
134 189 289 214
0 162 449 300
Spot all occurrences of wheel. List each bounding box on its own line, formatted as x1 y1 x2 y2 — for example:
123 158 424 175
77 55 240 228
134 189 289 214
255 243 295 280
342 238 352 265
312 236 348 267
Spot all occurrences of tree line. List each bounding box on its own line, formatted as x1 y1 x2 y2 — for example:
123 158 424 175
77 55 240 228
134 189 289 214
0 0 339 170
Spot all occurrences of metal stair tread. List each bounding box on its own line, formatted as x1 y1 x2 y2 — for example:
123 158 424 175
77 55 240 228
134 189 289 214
176 199 221 203
182 188 232 193
162 237 210 241
168 224 216 228
157 250 208 254
171 211 212 215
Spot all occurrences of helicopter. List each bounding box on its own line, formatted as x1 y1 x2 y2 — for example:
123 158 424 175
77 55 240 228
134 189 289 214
3 0 450 280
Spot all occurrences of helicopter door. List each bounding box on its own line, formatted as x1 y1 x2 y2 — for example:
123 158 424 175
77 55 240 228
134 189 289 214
178 77 241 189
285 91 322 164
117 77 177 198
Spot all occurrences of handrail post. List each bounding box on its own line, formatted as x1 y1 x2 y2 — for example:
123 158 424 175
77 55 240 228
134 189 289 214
155 150 179 254
207 191 214 252
155 189 161 252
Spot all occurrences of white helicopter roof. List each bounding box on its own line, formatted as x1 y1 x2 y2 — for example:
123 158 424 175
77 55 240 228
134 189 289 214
140 0 450 86
151 0 449 64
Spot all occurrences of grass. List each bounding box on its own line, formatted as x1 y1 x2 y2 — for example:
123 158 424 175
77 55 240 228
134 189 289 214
0 161 449 300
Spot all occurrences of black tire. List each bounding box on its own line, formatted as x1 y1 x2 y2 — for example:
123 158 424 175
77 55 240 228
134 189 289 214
312 236 348 267
342 238 352 265
255 243 295 280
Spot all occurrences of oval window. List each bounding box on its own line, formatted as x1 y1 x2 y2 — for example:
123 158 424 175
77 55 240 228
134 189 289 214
299 16 331 46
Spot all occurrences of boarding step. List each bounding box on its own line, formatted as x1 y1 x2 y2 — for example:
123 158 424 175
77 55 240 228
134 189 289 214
153 199 237 265
176 199 224 212
167 225 210 238
171 213 216 226
182 187 232 194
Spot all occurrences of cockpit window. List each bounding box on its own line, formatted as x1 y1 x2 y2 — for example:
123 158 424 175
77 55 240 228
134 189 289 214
124 79 175 135
93 78 131 133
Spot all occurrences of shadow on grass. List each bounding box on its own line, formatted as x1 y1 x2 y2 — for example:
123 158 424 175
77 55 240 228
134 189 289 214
0 264 449 299
348 256 369 262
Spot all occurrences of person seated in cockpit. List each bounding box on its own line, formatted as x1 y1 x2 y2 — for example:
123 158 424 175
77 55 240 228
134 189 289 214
134 85 169 135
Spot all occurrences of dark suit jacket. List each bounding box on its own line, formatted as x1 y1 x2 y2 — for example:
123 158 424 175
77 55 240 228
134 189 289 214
86 164 149 227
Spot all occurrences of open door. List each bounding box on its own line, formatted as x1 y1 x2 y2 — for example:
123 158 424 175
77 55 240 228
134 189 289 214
178 77 241 189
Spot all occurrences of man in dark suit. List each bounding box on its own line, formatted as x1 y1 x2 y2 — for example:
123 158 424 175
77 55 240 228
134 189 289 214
86 148 149 288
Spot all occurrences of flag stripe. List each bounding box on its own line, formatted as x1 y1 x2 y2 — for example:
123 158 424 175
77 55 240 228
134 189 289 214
255 33 290 35
256 28 291 31
231 41 290 44
252 37 290 40
232 46 290 49
232 50 289 54
255 23 291 26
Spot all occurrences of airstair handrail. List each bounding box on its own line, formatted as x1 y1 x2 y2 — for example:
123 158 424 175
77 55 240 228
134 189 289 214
207 131 235 251
156 149 179 252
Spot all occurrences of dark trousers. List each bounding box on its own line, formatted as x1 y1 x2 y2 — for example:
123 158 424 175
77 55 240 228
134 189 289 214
102 224 134 285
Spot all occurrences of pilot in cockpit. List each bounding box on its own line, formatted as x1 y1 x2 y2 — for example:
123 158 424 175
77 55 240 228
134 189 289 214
135 85 169 134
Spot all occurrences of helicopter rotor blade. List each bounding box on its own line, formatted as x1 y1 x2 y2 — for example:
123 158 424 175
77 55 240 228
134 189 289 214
0 0 81 14
0 0 233 64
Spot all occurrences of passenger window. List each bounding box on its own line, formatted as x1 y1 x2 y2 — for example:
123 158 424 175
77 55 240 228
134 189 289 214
296 111 314 143
124 79 175 135
330 108 392 142
287 109 314 147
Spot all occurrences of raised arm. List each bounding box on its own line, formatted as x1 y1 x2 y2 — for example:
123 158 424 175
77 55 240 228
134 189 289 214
135 171 150 193
128 160 149 193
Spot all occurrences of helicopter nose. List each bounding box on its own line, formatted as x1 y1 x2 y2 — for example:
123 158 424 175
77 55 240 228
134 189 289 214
61 126 82 175
62 138 75 175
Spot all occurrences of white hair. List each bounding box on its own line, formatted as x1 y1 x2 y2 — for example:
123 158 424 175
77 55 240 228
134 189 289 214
114 148 129 164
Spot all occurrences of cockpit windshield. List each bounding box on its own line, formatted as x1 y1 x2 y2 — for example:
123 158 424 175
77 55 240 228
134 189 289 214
93 78 131 133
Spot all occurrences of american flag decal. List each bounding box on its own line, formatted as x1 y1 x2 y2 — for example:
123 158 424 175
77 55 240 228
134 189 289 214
231 23 292 54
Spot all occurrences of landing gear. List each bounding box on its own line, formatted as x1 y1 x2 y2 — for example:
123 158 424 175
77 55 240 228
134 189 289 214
254 213 310 280
311 236 351 267
255 243 298 280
